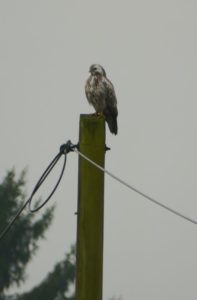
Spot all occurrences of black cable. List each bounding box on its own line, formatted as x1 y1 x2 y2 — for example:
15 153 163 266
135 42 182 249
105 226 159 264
0 140 76 241
0 201 30 241
28 152 65 212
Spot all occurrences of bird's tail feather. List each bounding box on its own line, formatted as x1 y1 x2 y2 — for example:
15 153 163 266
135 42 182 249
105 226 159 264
106 114 118 135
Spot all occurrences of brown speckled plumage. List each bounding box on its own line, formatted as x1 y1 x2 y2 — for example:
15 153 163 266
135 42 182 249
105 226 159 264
85 64 118 135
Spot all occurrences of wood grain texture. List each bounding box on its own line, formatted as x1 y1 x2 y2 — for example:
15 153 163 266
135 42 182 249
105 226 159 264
76 114 105 300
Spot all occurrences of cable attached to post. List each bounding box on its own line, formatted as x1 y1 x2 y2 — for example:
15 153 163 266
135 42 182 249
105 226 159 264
74 148 197 225
1 137 197 242
0 140 77 241
29 141 72 213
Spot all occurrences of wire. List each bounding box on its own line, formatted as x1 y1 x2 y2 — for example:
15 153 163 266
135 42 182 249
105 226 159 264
29 152 66 212
74 148 197 225
0 140 74 241
1 138 196 241
0 200 30 241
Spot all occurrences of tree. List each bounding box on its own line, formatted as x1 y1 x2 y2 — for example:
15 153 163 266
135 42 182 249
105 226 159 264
17 245 75 300
0 170 75 300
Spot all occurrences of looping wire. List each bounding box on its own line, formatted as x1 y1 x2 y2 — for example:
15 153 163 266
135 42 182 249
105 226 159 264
1 138 197 242
28 152 66 212
0 140 75 240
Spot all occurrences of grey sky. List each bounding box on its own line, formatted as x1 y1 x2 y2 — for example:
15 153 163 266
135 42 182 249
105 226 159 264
1 1 197 299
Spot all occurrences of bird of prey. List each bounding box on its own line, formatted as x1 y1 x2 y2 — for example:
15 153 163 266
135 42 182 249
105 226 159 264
85 64 118 135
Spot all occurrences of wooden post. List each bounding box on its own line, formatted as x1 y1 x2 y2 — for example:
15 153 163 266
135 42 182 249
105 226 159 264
76 114 105 300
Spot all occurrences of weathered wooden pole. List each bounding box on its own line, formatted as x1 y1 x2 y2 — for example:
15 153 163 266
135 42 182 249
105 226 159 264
76 114 105 300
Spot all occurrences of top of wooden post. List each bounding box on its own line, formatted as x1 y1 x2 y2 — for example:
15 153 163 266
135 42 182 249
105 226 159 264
79 114 105 147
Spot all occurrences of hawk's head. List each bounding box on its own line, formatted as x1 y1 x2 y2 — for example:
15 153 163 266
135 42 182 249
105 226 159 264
89 64 106 77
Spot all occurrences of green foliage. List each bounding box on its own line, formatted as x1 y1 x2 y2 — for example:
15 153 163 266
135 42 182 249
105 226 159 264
17 245 75 300
0 169 76 300
0 170 54 294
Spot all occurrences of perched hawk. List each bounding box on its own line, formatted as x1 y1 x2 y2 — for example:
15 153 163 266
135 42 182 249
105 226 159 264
85 64 118 135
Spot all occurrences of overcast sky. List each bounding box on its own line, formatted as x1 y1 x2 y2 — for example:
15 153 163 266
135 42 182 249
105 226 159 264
1 1 197 299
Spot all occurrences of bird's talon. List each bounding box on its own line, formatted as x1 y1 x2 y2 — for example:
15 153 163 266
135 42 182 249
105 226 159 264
96 112 104 118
